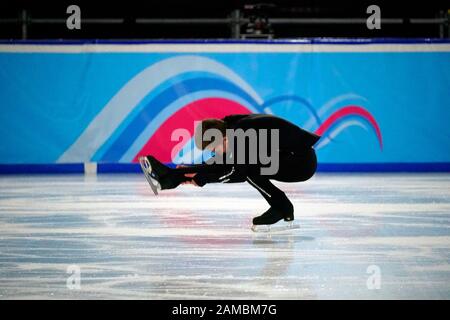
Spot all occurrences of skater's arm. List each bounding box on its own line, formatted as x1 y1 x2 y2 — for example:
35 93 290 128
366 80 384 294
192 172 224 186
175 163 223 174
192 164 249 186
176 164 233 187
174 153 230 175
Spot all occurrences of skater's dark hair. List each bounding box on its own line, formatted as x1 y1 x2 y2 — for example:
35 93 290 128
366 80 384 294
195 119 226 150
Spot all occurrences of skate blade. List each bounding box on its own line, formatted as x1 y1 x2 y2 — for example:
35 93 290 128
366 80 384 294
139 157 161 195
251 220 300 233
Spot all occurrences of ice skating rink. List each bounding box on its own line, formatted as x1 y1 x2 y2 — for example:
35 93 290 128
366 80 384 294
0 173 449 299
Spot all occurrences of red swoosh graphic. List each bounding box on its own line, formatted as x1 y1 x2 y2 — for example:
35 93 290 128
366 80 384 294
315 106 383 150
133 97 252 163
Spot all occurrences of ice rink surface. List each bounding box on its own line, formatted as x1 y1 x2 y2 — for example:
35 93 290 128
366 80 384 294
0 173 449 299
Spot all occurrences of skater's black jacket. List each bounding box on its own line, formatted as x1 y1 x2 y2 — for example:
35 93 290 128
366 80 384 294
191 114 321 186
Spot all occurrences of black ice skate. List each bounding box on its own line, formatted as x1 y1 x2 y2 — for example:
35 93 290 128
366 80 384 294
139 156 162 195
139 155 179 195
251 208 298 233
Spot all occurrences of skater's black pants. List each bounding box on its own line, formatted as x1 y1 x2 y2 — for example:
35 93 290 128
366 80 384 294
244 148 317 215
158 148 317 214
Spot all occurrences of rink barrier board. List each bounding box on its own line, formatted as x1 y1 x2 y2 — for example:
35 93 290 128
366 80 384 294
1 39 450 172
1 162 450 174
0 163 85 174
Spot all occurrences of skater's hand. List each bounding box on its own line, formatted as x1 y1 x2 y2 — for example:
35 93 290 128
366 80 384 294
177 165 198 186
182 179 198 186
183 173 198 186
181 173 198 187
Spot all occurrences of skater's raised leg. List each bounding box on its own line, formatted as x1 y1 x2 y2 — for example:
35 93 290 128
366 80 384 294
140 155 232 191
139 155 190 192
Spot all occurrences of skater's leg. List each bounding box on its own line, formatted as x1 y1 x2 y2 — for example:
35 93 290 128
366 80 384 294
246 175 294 225
159 170 190 190
274 148 317 183
246 148 317 227
141 155 190 190
142 155 232 190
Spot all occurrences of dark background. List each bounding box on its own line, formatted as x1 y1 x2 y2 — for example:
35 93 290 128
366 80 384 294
1 0 449 39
